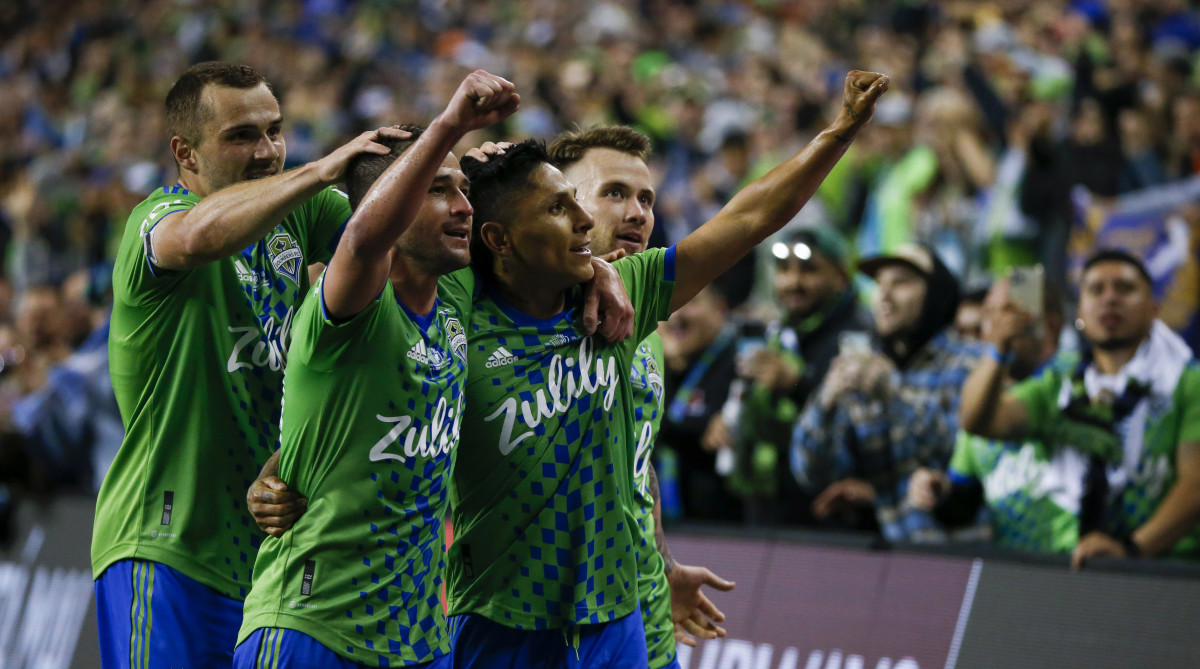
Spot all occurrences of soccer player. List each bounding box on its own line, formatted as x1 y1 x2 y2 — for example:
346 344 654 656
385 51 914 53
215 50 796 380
446 70 888 667
547 126 736 669
234 71 517 668
93 61 407 665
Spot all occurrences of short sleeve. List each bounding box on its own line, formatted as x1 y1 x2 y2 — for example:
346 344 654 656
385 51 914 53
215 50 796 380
112 189 202 306
291 273 388 371
301 186 353 265
1174 364 1200 444
947 431 979 481
1010 370 1062 439
612 246 676 344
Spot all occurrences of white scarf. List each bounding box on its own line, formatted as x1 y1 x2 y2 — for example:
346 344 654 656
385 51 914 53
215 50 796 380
1045 320 1192 504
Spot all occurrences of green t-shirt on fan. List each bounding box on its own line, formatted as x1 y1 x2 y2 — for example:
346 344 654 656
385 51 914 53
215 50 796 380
239 270 473 665
1011 360 1200 559
94 184 348 599
447 247 675 630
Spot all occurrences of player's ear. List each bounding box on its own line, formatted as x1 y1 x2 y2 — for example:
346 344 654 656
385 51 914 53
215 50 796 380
171 136 198 172
479 221 510 256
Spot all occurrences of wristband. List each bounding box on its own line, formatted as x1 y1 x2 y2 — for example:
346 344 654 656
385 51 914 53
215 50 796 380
987 344 1015 367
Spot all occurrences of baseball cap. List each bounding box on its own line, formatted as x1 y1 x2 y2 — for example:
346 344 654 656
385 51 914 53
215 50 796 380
857 243 935 279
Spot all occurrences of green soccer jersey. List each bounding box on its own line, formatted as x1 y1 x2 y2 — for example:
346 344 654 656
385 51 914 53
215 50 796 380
1013 360 1200 559
447 248 676 630
239 270 473 665
95 184 348 599
948 431 1081 554
628 332 675 668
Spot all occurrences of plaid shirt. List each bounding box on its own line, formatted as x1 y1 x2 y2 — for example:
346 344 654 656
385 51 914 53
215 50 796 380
790 330 983 542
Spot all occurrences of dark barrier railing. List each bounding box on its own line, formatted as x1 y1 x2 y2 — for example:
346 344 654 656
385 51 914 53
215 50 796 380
3 499 1199 668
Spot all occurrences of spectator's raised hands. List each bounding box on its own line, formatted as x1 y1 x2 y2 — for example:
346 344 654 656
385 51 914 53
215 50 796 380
817 351 895 410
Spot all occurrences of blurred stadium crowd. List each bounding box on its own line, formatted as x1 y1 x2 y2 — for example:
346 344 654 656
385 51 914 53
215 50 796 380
2 0 1200 559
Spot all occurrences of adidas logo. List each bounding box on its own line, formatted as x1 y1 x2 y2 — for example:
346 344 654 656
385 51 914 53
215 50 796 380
407 340 450 370
485 346 516 369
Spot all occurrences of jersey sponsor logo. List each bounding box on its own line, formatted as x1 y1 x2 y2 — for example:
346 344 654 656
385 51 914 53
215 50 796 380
266 231 304 286
485 346 516 369
227 306 295 373
369 394 463 463
485 336 620 455
445 316 468 362
407 340 451 371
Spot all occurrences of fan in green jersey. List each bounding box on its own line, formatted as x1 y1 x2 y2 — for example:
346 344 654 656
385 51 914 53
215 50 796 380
547 126 737 669
960 249 1200 569
445 71 888 667
93 60 411 666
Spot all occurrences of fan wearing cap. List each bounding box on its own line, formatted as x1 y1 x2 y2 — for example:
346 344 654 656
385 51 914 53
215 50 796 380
789 243 984 543
722 227 871 525
960 249 1200 568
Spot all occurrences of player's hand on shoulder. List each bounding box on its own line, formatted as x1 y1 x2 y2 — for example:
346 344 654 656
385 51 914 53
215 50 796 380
442 70 520 133
581 257 634 341
247 476 308 538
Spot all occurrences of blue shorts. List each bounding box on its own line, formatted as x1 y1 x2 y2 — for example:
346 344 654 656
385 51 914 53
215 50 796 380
446 605 648 669
235 628 451 669
94 558 242 668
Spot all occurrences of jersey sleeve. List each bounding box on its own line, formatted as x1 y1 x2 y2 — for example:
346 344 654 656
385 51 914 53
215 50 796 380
112 189 203 306
948 430 980 481
1010 370 1062 439
300 186 353 265
1174 364 1200 444
291 272 388 371
612 246 676 344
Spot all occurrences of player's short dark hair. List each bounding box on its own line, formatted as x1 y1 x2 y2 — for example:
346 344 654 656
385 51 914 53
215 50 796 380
165 62 277 144
1082 248 1153 288
547 126 651 170
344 124 425 211
461 139 552 276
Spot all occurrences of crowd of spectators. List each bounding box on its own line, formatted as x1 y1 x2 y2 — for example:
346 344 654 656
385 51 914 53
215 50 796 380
2 0 1200 562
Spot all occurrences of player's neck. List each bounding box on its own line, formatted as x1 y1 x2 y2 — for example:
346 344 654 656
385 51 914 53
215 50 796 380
494 274 567 320
177 173 208 198
389 260 439 318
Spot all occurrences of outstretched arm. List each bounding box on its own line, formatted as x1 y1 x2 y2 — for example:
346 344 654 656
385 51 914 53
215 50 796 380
669 71 888 310
322 71 519 319
151 127 407 270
